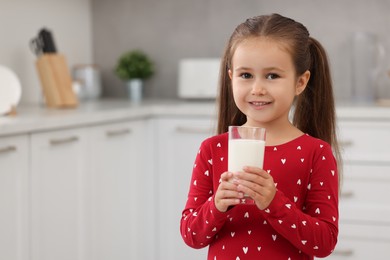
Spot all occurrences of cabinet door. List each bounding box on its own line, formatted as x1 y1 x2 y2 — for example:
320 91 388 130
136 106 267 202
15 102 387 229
85 120 155 260
155 117 214 260
323 223 390 260
340 164 390 223
338 121 390 162
0 135 29 260
31 128 86 260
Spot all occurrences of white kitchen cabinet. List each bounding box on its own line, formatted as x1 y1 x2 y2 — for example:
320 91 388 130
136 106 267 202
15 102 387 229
325 120 390 260
85 119 155 260
29 118 155 260
155 117 215 260
0 135 29 260
30 128 87 260
329 223 390 259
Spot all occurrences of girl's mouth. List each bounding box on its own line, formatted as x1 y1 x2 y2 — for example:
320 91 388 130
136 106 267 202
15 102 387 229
249 101 272 107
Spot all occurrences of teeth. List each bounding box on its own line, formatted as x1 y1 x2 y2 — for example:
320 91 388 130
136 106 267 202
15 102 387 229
252 102 268 106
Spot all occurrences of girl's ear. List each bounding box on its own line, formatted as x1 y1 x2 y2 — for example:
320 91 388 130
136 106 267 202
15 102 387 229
228 69 233 80
296 70 310 95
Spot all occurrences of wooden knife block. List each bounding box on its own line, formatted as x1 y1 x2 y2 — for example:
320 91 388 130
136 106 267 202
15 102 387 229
36 54 78 108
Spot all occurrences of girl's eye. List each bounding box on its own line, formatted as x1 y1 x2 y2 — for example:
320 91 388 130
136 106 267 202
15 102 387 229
266 73 280 80
239 73 252 79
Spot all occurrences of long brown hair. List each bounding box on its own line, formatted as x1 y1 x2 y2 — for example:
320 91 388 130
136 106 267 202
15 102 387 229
216 13 342 175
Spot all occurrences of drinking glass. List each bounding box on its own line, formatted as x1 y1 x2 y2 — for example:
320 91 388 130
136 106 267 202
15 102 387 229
228 126 266 173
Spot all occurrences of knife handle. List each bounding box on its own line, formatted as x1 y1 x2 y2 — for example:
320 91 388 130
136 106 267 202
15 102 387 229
39 28 57 53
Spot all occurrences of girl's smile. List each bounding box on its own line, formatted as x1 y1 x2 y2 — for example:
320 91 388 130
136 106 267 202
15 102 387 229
248 100 272 110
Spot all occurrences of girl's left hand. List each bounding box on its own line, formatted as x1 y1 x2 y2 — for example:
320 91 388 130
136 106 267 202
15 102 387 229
233 166 277 210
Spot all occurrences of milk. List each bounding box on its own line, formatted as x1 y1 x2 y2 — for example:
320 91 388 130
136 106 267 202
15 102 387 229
228 139 266 172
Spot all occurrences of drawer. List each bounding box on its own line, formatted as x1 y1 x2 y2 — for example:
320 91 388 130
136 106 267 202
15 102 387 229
326 239 390 260
338 121 390 162
322 223 390 260
339 205 390 224
340 164 390 223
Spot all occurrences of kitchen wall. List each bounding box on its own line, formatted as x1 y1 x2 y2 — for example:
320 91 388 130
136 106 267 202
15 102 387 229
2 1 390 105
0 0 93 105
92 0 390 101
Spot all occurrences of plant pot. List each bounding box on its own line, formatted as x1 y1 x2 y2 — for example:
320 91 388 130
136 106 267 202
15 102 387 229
127 79 143 102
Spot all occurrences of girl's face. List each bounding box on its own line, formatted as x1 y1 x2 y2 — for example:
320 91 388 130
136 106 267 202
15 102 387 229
229 37 310 128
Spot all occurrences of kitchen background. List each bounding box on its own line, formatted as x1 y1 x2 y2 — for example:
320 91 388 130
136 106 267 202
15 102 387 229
1 0 390 104
2 1 390 260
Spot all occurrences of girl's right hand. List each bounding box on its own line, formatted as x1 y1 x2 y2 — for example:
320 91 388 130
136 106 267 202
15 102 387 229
214 171 244 212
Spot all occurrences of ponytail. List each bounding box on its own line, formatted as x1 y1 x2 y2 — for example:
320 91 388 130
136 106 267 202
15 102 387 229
294 37 334 144
293 37 342 178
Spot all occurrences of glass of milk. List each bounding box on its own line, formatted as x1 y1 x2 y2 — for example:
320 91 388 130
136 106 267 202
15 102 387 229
228 126 266 198
228 126 266 173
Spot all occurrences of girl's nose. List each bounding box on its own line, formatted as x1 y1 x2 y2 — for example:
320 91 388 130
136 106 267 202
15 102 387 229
251 81 266 96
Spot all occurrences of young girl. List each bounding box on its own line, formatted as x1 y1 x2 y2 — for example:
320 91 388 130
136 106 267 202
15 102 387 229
180 13 340 260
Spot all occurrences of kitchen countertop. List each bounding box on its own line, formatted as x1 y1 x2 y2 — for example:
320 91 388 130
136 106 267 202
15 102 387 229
335 101 390 120
0 99 218 137
0 98 389 137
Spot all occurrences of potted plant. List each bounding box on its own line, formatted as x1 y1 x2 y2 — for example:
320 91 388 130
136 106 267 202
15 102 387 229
115 50 154 102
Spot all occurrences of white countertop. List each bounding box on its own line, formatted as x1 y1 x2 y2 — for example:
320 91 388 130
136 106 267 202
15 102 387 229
0 98 389 137
336 103 390 120
0 99 217 137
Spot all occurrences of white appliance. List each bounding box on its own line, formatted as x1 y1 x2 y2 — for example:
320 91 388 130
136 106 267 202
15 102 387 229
0 65 22 115
178 58 220 99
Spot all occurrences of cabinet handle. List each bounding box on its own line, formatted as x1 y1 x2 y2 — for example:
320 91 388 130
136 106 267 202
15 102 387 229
175 126 211 134
106 128 131 137
341 190 355 198
332 248 354 256
339 140 354 148
0 145 17 154
49 136 79 145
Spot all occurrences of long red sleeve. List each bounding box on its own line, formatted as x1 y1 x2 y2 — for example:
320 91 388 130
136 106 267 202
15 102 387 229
180 133 338 259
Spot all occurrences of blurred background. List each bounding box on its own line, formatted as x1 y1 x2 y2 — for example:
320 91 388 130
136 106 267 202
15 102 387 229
1 0 390 104
1 2 390 260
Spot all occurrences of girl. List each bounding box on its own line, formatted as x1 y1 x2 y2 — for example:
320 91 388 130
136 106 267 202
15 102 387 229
180 13 340 260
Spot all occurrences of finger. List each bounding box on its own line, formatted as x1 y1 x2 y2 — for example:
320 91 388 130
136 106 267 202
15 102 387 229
214 188 244 212
215 198 241 212
236 182 272 203
243 166 270 177
236 177 276 198
216 189 244 199
220 171 234 181
233 172 268 186
236 181 262 196
219 179 239 191
221 198 241 205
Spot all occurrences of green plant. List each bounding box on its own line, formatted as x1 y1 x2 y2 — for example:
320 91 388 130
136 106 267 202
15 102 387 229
115 50 154 80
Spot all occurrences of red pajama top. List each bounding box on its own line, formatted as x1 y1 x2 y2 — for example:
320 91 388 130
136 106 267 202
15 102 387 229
180 133 339 260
